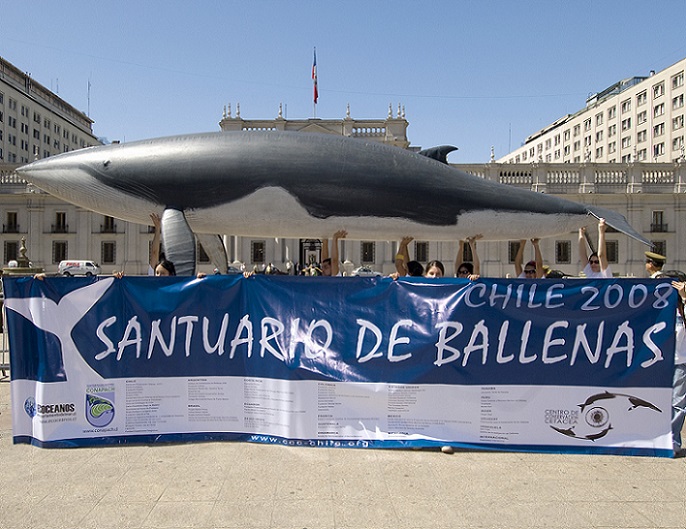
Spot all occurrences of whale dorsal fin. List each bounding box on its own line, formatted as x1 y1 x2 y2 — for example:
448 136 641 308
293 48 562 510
417 145 458 164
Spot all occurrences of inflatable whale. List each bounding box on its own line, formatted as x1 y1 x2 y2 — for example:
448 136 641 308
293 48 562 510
16 131 649 274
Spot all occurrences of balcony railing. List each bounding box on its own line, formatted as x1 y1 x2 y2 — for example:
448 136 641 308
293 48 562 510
51 224 69 233
100 224 117 233
3 224 19 233
650 223 669 233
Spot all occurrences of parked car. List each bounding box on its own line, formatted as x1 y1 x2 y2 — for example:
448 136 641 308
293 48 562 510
58 260 101 277
350 266 383 277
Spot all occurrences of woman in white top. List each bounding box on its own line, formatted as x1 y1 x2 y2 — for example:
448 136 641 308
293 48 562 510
579 218 612 278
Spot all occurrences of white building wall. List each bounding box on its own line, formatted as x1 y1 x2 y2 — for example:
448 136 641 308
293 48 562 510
499 58 686 165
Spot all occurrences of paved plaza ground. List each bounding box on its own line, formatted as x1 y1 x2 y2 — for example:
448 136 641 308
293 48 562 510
0 377 685 529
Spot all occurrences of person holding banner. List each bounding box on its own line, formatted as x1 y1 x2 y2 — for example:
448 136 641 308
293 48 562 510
394 236 424 277
148 213 162 276
579 218 612 278
514 238 544 278
424 260 445 278
321 230 347 276
655 273 686 455
455 235 482 280
154 258 176 276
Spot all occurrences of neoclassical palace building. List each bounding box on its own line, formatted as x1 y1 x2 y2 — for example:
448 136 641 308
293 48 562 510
1 55 685 277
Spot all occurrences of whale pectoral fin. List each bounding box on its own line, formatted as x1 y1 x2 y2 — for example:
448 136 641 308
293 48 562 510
196 233 229 273
586 206 651 246
161 208 196 276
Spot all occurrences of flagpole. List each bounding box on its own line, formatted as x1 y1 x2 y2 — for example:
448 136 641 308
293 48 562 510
312 47 318 118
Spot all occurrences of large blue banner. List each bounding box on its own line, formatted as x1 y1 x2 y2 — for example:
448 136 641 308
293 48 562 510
3 275 677 456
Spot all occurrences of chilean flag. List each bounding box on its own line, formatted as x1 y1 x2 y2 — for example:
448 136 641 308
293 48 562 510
312 48 318 104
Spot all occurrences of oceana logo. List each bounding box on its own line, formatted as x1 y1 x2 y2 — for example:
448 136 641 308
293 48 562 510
37 403 76 414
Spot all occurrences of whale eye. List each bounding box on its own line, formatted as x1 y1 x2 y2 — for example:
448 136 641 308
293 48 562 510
103 160 110 167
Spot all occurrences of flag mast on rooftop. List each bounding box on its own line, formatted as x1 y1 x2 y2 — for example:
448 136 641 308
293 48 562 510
312 47 318 118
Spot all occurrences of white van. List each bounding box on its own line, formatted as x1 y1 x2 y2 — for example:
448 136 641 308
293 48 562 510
58 260 101 277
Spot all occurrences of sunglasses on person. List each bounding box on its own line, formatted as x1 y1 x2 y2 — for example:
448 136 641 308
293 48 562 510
458 269 470 275
589 259 600 264
524 269 536 274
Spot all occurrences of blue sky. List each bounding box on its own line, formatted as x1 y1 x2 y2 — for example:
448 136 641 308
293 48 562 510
2 0 686 162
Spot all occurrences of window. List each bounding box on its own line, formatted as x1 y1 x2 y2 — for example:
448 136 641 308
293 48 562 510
673 94 684 110
573 140 581 152
415 241 429 262
654 123 665 137
638 110 647 125
654 103 665 118
674 115 685 131
651 211 667 233
672 71 684 89
52 241 68 263
555 241 571 264
606 241 618 264
608 124 616 137
621 154 632 163
637 148 647 161
653 82 664 98
4 212 18 233
621 99 631 114
101 215 116 233
508 241 524 264
545 139 552 150
4 241 18 264
595 113 603 126
621 118 631 131
101 241 116 264
573 124 581 137
53 212 68 233
637 130 647 143
563 129 570 141
621 136 631 148
674 136 684 152
607 106 616 119
584 136 592 147
583 119 591 132
251 240 265 263
595 146 603 159
608 142 616 154
197 242 210 263
361 241 375 264
595 131 603 143
651 240 666 259
654 143 665 157
637 90 647 106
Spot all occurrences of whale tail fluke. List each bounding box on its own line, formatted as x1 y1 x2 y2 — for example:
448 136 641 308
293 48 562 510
586 206 651 246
